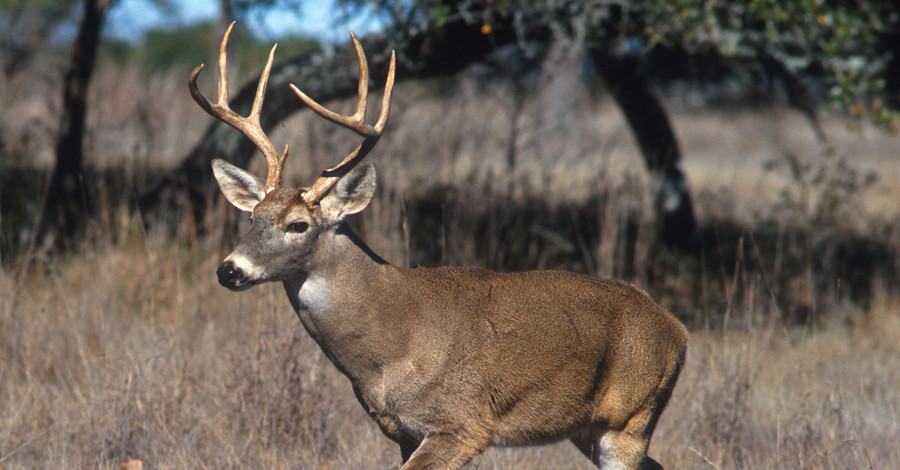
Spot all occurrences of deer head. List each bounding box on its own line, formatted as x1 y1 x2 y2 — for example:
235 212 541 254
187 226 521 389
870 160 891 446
189 22 394 290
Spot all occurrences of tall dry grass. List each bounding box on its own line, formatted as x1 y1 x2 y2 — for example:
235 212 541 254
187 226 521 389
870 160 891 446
2 43 900 468
2 230 898 468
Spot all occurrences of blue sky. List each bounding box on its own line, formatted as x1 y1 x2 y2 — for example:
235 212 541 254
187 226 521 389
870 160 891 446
104 0 384 43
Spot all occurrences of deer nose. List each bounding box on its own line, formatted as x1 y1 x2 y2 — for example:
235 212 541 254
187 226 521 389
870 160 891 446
216 262 244 288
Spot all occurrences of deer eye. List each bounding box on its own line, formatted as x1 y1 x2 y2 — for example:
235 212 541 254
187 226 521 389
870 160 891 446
287 221 309 233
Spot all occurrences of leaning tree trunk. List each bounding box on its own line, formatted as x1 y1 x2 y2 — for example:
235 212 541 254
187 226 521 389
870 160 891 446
140 18 697 250
137 47 364 229
38 0 109 250
588 48 697 249
136 19 518 230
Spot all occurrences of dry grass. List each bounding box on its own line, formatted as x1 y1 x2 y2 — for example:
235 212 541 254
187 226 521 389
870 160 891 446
1 233 898 469
658 311 900 469
2 45 899 469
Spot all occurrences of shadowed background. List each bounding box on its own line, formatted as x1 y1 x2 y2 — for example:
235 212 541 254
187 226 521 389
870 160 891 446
1 1 899 468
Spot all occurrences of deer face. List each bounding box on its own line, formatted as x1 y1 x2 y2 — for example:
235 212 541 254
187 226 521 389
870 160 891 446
190 23 391 292
212 159 376 290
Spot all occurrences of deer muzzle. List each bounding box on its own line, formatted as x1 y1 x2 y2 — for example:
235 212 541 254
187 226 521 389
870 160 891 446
216 260 245 290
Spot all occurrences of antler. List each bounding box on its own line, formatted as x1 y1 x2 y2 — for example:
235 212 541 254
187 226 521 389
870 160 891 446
291 33 396 208
189 22 289 194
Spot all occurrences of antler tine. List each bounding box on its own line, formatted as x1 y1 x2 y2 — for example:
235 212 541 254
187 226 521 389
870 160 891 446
189 21 289 194
290 33 397 207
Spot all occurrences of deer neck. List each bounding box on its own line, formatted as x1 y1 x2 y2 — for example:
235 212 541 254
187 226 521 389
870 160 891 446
282 222 403 381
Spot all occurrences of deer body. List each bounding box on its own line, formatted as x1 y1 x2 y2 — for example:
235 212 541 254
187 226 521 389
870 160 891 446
300 263 684 452
195 23 686 470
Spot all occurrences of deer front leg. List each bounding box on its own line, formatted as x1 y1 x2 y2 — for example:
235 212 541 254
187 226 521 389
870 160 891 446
397 435 420 464
399 432 489 470
364 410 421 465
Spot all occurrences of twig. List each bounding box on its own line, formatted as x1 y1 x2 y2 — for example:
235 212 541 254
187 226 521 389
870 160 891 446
688 446 722 470
0 423 56 463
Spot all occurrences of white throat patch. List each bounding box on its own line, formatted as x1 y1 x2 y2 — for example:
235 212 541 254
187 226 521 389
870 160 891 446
291 274 332 314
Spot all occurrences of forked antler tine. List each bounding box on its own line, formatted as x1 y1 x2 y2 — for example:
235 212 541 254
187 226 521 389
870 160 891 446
291 33 374 137
291 33 397 207
189 21 289 194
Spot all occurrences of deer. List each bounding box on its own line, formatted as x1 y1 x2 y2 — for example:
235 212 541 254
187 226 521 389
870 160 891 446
191 22 687 470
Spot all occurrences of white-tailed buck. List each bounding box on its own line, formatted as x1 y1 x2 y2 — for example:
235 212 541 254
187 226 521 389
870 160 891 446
192 23 687 470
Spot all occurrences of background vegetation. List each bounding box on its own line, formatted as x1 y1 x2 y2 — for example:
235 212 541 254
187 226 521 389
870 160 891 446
1 0 899 468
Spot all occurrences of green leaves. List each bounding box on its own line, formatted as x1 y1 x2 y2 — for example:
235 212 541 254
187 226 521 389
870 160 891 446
474 1 900 131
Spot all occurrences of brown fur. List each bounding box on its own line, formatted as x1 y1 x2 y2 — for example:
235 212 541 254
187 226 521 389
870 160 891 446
213 161 687 470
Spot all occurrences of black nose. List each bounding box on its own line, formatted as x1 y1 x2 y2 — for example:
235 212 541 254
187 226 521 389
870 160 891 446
216 262 243 288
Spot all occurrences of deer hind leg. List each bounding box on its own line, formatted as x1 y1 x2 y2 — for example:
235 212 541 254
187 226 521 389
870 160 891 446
399 432 489 470
570 415 662 470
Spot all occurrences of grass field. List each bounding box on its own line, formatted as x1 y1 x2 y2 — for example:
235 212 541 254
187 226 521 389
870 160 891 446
2 48 899 468
2 235 898 468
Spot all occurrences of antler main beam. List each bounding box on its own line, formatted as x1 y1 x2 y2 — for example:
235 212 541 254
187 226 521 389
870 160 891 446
291 33 396 208
189 21 289 194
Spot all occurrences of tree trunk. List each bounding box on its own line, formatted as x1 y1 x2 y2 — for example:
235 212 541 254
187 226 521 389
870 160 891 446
588 48 697 249
38 0 109 250
139 19 697 250
136 47 366 228
137 19 518 229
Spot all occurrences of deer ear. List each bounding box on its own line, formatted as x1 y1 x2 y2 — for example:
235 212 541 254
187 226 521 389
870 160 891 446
212 158 266 212
319 162 376 220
